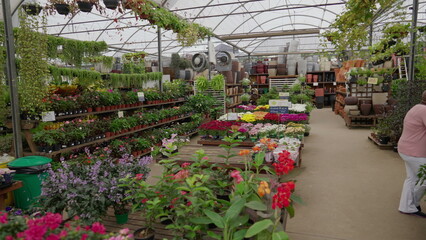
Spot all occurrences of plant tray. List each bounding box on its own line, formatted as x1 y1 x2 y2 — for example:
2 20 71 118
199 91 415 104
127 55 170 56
367 135 393 150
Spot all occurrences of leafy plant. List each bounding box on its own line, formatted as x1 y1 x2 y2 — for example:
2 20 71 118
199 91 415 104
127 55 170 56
211 74 225 90
195 75 209 92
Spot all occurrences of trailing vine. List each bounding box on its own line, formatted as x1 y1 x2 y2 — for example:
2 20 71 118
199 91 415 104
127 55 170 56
17 10 50 117
108 72 162 88
49 66 103 88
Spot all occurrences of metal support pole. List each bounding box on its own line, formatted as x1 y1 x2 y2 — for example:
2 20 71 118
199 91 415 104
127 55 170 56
369 24 373 47
2 0 23 158
408 0 419 82
157 28 163 92
208 36 211 81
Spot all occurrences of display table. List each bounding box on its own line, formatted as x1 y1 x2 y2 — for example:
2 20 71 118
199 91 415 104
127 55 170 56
0 181 23 210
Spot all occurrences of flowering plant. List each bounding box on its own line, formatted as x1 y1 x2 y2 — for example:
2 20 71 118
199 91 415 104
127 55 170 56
263 113 280 123
289 103 307 113
237 105 257 111
240 113 256 122
0 212 132 240
280 113 309 123
38 148 151 223
199 120 241 137
254 105 270 111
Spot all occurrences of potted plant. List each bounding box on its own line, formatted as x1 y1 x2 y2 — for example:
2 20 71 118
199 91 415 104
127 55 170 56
103 0 119 10
241 93 251 105
76 0 96 12
50 0 72 15
22 1 43 15
210 74 225 90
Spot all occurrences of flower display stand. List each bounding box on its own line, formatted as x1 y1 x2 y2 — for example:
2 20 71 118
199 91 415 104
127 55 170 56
197 139 255 147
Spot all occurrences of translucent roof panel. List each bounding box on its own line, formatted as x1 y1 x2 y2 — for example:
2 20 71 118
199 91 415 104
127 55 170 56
14 0 426 57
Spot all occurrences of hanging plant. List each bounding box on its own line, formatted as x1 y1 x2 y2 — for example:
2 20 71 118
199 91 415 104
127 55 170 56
84 56 115 68
103 0 120 10
22 1 43 16
76 0 97 13
17 10 50 117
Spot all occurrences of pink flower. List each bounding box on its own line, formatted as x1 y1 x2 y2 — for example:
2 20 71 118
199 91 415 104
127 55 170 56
0 212 8 224
91 222 106 234
5 236 13 240
46 234 60 240
81 234 88 240
173 169 189 180
202 156 209 160
230 170 243 183
186 201 192 206
119 228 130 235
181 162 191 168
180 191 187 195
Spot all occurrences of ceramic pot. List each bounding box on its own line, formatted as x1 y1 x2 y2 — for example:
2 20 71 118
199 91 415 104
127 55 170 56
360 104 372 116
373 104 385 115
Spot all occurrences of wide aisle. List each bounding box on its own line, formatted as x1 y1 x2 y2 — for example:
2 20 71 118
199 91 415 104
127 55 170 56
287 109 425 240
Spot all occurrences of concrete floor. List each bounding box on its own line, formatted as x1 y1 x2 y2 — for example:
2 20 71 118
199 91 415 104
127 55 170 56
286 109 425 240
147 108 426 239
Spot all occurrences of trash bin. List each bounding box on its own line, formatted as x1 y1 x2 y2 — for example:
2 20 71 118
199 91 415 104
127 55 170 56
7 156 52 210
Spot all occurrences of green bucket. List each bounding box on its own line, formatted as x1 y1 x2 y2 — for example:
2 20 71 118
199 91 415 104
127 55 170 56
8 156 52 210
115 212 129 224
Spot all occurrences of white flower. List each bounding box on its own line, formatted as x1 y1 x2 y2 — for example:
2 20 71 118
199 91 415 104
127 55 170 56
289 104 306 113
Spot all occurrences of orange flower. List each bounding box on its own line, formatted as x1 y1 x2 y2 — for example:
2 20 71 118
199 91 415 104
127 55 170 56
231 125 240 131
267 142 278 151
260 138 271 144
252 146 261 152
239 149 251 156
258 181 271 197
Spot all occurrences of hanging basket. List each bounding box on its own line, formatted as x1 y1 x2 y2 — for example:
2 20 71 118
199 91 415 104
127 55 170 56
103 0 119 10
77 1 94 12
22 4 42 15
54 3 70 15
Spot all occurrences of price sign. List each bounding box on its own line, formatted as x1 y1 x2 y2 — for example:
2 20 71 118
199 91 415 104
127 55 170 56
279 92 290 99
333 82 337 86
368 77 379 84
313 82 319 86
269 100 290 114
137 92 145 102
118 111 124 118
41 111 55 122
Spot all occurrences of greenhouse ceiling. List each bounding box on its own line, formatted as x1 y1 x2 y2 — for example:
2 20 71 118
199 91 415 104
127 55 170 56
4 0 426 57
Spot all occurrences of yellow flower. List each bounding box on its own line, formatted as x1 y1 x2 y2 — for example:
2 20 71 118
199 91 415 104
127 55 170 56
258 181 271 197
241 113 256 122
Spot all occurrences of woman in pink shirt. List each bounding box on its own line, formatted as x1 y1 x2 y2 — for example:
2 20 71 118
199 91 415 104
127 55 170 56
398 90 426 218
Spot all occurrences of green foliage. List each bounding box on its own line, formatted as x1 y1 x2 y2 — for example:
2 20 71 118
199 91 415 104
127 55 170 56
83 55 114 68
49 66 103 89
195 76 209 92
108 72 162 88
0 134 13 154
210 74 225 90
122 61 145 74
47 35 108 67
17 11 50 116
257 87 280 105
187 94 217 114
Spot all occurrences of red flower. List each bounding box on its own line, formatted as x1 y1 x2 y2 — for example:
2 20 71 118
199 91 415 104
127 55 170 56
186 201 192 206
264 113 280 122
135 173 144 180
173 169 189 180
81 234 88 240
272 182 294 209
141 198 148 204
272 150 295 175
180 191 188 195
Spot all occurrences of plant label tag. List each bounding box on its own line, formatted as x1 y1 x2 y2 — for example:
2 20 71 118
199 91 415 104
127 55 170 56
368 77 379 84
227 113 239 120
313 82 319 86
269 100 289 114
41 111 55 122
333 82 337 86
137 92 145 102
279 92 290 99
118 111 124 118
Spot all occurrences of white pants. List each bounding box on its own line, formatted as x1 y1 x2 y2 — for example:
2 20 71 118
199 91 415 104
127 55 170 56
399 153 426 213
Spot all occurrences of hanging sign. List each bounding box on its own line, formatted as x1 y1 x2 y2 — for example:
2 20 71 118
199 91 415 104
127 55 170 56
269 100 291 114
137 92 145 102
41 111 56 122
279 92 290 99
368 77 379 84
118 111 124 118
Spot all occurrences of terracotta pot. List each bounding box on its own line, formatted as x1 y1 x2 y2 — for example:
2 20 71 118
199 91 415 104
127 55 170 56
132 151 138 157
360 104 372 116
307 74 313 83
87 108 93 113
313 75 318 82
101 106 106 111
106 132 112 138
95 107 102 112
106 106 111 111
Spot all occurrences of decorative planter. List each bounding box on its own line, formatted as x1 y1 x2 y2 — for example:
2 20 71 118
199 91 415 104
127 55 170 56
360 104 372 116
134 228 155 240
54 3 70 15
103 0 119 9
77 1 94 12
